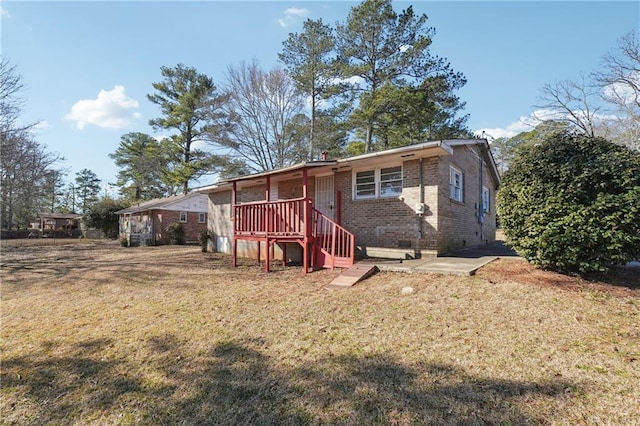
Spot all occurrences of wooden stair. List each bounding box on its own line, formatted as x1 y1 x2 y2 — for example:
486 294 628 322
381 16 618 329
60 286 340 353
312 209 355 270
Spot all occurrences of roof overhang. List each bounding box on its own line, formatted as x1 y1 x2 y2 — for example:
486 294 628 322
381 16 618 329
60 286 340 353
37 213 83 220
194 139 497 193
447 139 501 188
335 140 452 170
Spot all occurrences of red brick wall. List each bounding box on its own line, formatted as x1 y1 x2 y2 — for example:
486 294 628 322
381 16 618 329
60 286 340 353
237 184 267 203
206 144 497 256
436 145 497 252
154 209 207 244
337 157 440 254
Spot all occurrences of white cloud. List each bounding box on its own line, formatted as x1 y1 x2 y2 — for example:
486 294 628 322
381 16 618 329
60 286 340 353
474 107 623 140
473 112 544 139
277 7 309 28
65 85 140 129
603 71 640 107
330 75 366 87
0 7 11 19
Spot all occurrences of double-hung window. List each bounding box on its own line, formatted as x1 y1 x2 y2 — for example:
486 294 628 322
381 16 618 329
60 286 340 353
482 186 490 213
179 211 187 223
354 166 402 199
449 166 464 202
198 213 206 223
355 170 376 199
379 166 403 197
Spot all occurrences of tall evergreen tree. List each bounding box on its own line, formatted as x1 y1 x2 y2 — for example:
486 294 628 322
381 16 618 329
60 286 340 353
74 169 101 213
42 169 67 213
336 0 467 152
147 64 228 194
109 132 172 201
279 18 340 159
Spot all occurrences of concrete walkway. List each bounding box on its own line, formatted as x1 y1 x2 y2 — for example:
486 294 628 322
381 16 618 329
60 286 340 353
372 241 521 276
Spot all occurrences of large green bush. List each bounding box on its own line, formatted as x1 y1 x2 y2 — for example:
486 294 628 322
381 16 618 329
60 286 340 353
83 198 129 239
166 222 185 245
497 132 640 273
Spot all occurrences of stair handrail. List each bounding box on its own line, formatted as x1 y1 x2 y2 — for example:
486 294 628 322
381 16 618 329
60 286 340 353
311 207 355 265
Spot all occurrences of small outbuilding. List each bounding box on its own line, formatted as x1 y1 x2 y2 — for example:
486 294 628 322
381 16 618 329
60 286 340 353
32 212 83 237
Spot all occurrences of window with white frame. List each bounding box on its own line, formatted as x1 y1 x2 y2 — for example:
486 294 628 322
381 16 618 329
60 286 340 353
179 211 187 223
482 186 490 213
354 170 376 199
379 166 403 197
449 166 463 202
198 212 206 223
354 165 402 199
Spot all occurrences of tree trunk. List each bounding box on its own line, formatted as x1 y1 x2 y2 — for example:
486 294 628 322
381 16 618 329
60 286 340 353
309 95 316 160
365 120 374 153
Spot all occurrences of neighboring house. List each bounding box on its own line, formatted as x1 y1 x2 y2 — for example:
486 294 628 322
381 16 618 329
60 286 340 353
196 139 500 273
32 212 83 237
115 193 208 245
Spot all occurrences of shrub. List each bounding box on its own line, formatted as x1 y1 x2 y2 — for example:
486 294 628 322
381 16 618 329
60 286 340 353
199 230 211 252
83 198 129 239
166 222 185 245
497 132 640 273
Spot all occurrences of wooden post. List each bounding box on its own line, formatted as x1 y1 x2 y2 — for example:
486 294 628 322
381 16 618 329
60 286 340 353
265 175 271 273
257 240 261 266
232 182 237 268
302 168 309 275
330 221 336 270
265 239 270 273
282 243 287 267
336 190 342 226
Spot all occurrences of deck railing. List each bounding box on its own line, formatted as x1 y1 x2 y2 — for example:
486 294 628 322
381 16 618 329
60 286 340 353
233 198 354 268
234 197 308 237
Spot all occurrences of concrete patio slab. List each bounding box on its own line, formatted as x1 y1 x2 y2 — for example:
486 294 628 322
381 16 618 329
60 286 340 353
371 241 521 276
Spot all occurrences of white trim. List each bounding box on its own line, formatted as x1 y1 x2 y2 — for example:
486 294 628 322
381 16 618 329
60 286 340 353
450 166 464 202
353 164 403 200
482 186 490 213
179 211 187 223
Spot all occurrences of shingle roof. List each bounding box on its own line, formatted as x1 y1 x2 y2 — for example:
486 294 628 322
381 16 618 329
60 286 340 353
37 212 83 220
115 193 201 215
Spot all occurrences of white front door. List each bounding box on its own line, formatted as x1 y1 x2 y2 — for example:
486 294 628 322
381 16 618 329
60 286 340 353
315 175 335 220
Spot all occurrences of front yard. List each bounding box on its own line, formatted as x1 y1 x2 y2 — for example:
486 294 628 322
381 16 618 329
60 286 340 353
1 241 638 425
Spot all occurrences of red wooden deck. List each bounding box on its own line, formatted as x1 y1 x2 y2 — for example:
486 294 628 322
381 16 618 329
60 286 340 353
232 197 354 273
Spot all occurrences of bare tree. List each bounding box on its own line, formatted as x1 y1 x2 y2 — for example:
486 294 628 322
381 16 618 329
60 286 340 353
536 75 603 137
0 58 25 133
593 30 640 150
216 61 307 172
1 130 62 230
535 31 640 151
0 58 63 230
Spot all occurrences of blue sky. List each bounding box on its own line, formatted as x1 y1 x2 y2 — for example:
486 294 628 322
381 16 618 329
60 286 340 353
2 1 638 192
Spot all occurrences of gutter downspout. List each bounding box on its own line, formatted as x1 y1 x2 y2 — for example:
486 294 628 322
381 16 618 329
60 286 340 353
478 143 484 243
417 157 424 259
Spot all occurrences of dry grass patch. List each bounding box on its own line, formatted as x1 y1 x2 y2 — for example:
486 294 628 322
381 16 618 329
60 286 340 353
1 244 639 425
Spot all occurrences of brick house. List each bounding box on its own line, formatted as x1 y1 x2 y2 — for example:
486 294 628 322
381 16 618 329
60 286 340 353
196 139 500 272
116 193 208 245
